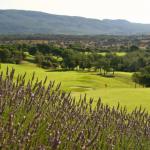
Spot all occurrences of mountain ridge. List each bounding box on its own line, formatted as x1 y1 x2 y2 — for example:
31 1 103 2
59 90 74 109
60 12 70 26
0 9 150 35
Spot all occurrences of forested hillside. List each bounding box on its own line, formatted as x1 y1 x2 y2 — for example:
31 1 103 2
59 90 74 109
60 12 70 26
1 10 150 35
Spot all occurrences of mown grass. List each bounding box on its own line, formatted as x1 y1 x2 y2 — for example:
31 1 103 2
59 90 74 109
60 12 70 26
0 61 150 112
73 88 150 112
98 52 127 56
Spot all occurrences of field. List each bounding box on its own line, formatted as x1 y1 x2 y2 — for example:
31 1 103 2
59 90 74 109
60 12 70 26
98 52 127 56
1 61 150 112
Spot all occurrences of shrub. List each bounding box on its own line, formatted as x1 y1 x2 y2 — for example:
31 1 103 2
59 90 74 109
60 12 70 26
0 68 150 149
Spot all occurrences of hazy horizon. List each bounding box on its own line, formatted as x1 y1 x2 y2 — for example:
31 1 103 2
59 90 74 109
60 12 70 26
0 0 150 24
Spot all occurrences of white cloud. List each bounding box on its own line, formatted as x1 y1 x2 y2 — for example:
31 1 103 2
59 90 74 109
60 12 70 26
0 0 150 23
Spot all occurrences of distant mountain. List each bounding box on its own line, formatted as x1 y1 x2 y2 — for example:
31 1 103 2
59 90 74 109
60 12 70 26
0 9 150 35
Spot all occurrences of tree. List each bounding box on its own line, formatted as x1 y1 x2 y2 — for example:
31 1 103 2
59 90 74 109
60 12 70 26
0 49 11 62
62 49 77 70
130 45 139 52
12 50 23 64
132 66 150 87
35 51 45 67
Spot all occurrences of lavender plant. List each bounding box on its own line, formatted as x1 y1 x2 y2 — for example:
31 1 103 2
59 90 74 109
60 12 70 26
0 68 150 149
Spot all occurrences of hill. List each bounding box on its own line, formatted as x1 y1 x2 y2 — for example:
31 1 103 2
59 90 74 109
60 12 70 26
0 10 150 35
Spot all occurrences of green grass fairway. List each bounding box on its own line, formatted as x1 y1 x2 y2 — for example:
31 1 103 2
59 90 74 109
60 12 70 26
73 88 150 112
1 62 150 112
98 52 127 56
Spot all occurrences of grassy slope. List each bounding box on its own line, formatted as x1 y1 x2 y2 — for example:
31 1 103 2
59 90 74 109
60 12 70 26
1 61 150 112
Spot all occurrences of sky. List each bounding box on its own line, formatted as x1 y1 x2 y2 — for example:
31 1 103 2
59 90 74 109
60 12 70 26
0 0 150 24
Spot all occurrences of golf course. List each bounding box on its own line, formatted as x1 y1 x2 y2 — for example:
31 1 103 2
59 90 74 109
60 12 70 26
1 61 150 112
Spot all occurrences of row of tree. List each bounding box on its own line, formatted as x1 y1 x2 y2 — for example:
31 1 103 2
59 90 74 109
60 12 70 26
1 43 150 77
34 49 119 76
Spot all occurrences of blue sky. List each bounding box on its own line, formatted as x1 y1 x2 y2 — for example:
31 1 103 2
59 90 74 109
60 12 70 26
0 0 150 23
